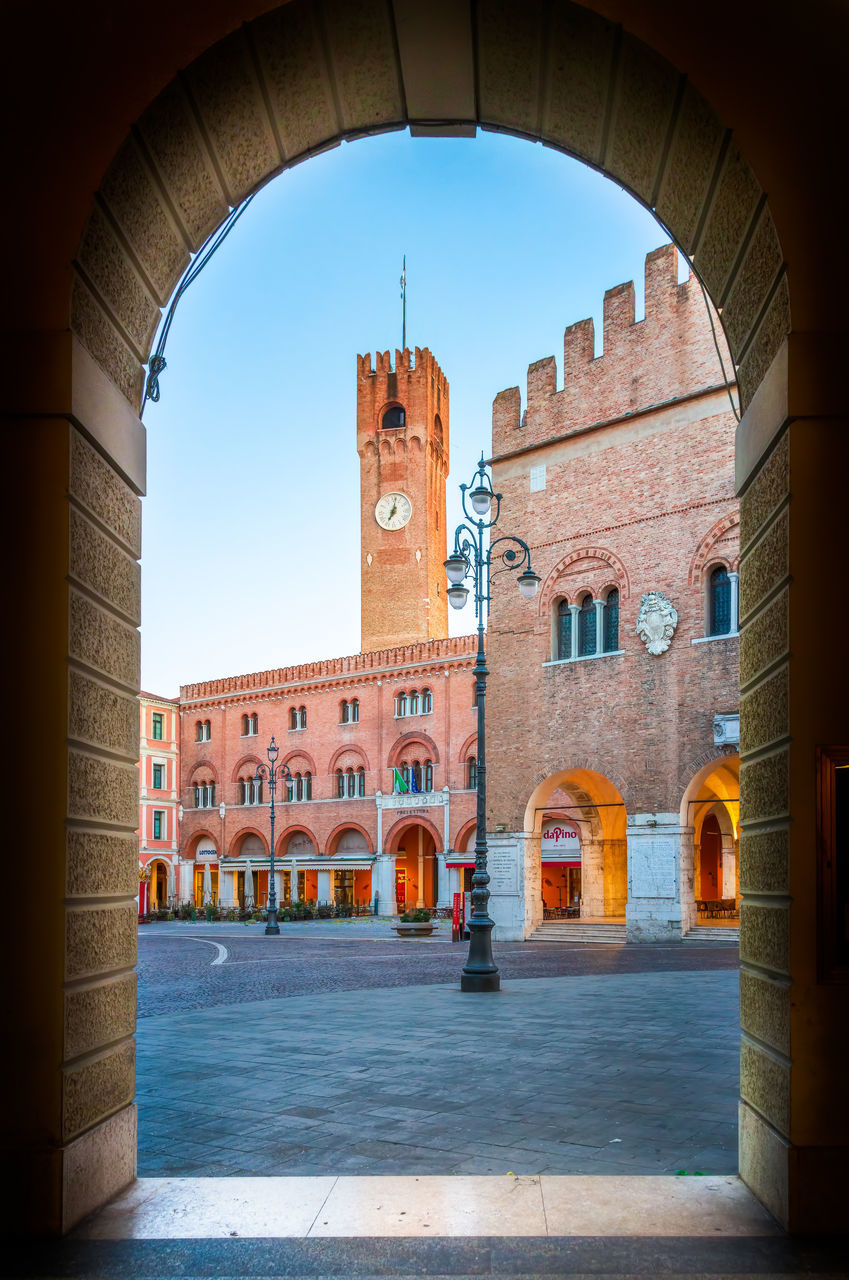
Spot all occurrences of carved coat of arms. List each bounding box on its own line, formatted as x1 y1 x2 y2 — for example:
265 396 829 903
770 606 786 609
635 590 678 655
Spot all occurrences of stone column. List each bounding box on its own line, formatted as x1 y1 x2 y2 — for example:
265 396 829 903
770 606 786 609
373 854 396 915
728 570 740 633
7 336 144 1234
594 598 605 652
436 853 450 907
579 838 605 918
680 827 697 933
721 834 736 898
416 827 425 908
568 604 580 659
734 341 849 1228
317 869 332 904
625 814 685 941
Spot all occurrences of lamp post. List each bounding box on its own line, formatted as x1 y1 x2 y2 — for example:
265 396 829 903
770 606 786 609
254 736 292 936
445 455 540 992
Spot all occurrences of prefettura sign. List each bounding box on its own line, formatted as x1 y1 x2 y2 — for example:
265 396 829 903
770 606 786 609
541 818 581 862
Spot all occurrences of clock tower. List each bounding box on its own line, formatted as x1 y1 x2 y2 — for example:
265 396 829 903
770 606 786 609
357 346 449 652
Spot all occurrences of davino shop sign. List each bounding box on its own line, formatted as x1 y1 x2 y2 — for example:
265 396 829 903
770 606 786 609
541 819 581 863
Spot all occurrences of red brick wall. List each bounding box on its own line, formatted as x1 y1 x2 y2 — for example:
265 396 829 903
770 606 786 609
487 248 739 829
178 635 478 861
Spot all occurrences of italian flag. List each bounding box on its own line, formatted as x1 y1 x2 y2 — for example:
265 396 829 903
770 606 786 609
393 768 408 793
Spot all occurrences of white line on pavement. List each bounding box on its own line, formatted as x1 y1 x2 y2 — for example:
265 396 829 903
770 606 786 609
140 934 228 965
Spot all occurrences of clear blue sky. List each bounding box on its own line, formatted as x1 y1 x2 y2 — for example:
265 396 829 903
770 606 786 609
141 128 680 697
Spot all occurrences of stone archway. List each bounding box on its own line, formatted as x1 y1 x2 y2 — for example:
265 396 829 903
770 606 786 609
9 0 842 1238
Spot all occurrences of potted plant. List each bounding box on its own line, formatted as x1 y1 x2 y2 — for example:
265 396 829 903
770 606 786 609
394 907 435 938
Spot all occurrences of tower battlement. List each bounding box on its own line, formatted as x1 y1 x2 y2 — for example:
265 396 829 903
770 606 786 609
492 245 734 454
357 346 448 391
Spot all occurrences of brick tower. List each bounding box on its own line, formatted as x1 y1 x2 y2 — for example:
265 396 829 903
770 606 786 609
357 347 449 652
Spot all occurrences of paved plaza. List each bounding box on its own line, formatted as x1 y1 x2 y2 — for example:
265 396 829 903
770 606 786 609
137 924 739 1179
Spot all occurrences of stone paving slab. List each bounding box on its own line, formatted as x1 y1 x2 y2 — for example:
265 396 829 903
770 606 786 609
138 971 738 1178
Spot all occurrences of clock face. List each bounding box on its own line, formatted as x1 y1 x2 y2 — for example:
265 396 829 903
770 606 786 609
375 491 412 531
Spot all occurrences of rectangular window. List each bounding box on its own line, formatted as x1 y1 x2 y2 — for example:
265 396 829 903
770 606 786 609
152 763 163 790
530 464 546 492
153 810 164 840
151 712 163 740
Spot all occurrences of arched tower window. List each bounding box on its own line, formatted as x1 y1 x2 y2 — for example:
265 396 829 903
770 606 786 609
298 706 307 729
603 588 619 653
422 688 432 713
424 760 433 792
357 766 365 796
336 769 345 798
709 565 731 636
557 599 572 660
351 698 359 723
381 405 405 430
395 692 408 717
289 708 298 730
467 757 477 789
409 690 420 715
578 595 596 657
340 699 349 723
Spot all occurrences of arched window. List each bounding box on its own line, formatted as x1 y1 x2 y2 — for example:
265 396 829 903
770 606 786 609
238 778 247 805
402 762 410 788
195 721 203 742
411 760 422 791
346 768 355 798
557 599 572 660
578 595 596 657
409 690 420 715
289 708 298 730
304 772 312 800
196 720 211 742
382 405 405 430
424 760 433 792
467 757 477 789
603 588 619 652
295 773 303 801
340 700 349 723
357 766 365 797
396 692 408 717
241 714 257 735
709 564 731 636
336 769 345 798
250 714 258 735
298 706 307 729
351 697 359 723
209 782 215 807
194 782 201 807
241 715 249 735
422 688 432 713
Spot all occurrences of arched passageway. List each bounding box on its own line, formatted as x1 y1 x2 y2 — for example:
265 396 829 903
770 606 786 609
6 0 848 1237
523 768 627 935
680 754 740 933
387 820 439 912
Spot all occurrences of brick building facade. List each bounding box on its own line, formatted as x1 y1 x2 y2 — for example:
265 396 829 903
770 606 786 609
484 245 740 942
137 693 180 914
176 348 479 913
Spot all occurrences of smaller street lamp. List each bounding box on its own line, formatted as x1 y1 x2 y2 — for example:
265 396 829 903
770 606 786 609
445 454 540 992
254 737 293 936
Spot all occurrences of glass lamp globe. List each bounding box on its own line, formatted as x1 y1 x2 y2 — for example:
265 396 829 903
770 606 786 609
469 485 493 517
447 583 470 610
517 569 541 599
444 553 468 584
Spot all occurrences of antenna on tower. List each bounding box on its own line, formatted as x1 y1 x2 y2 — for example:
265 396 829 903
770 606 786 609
400 255 407 350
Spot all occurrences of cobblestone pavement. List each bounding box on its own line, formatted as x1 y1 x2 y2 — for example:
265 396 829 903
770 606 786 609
138 922 739 1180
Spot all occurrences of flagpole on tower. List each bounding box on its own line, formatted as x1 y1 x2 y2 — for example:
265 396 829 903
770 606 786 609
400 255 406 350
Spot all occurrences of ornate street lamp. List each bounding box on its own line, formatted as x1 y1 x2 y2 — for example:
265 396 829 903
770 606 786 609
445 455 540 992
254 736 293 936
